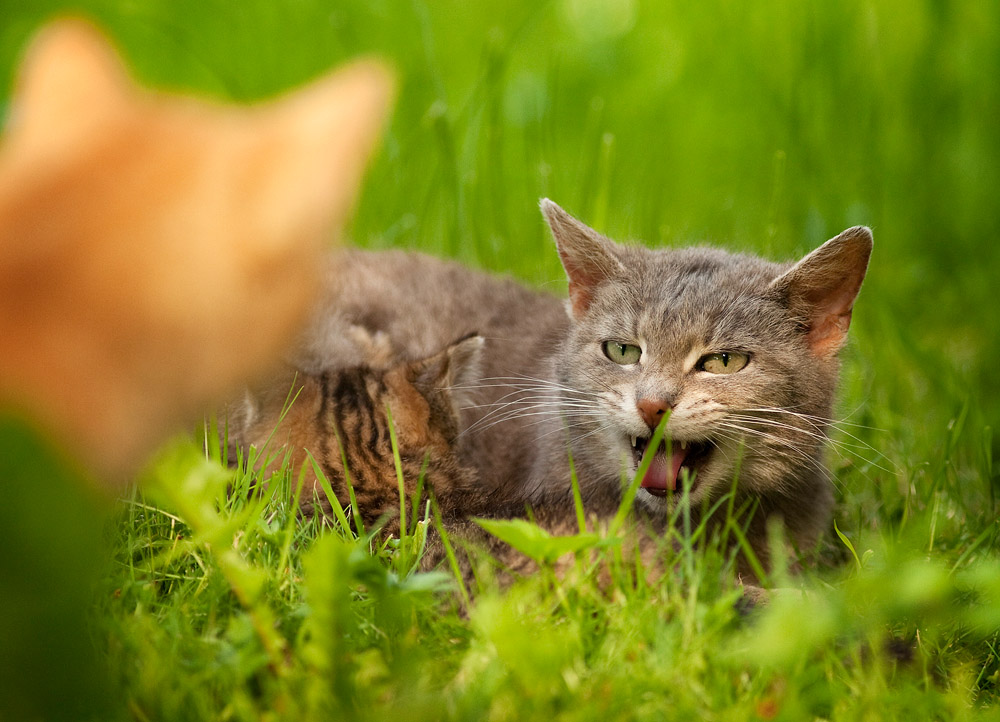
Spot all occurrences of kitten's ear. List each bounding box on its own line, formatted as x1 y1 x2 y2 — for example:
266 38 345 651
540 199 626 318
8 19 131 153
770 226 873 357
410 334 485 422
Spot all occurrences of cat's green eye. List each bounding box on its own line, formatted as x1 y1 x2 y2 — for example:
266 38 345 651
698 351 749 375
602 341 642 365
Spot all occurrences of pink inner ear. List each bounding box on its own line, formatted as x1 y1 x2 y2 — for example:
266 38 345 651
807 309 853 356
568 288 590 317
566 273 597 316
559 251 604 317
801 272 865 356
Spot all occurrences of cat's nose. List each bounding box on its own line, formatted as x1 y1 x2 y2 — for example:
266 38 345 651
637 397 673 430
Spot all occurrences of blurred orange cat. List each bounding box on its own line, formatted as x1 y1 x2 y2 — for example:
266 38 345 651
0 20 393 482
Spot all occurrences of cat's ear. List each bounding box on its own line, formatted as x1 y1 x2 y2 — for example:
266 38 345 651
410 334 485 422
540 199 626 318
251 60 394 248
770 226 873 357
8 19 131 154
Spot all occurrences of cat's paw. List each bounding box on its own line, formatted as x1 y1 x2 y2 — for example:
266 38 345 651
735 582 810 615
735 583 770 614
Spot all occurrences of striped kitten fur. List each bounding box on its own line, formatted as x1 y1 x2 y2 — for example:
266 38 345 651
229 331 483 526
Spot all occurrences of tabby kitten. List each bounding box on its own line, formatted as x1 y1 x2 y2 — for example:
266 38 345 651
229 332 482 526
299 201 871 566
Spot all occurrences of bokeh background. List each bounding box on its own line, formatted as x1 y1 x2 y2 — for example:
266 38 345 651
5 0 995 411
2 0 999 718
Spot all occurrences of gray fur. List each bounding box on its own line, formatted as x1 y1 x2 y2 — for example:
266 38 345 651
296 200 872 559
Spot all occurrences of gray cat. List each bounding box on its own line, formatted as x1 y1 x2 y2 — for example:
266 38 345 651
291 200 872 567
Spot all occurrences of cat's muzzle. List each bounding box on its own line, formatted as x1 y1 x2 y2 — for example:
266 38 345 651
630 436 714 497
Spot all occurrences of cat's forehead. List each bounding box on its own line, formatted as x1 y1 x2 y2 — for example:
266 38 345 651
590 245 792 351
632 245 785 290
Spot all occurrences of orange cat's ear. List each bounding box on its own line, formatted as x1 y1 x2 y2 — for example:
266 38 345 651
541 198 625 318
0 18 394 481
7 19 131 154
770 226 873 358
252 60 395 248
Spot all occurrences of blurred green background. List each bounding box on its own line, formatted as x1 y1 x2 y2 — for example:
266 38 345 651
2 0 1000 717
5 0 996 424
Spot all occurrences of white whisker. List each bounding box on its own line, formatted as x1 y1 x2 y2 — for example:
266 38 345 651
728 406 897 471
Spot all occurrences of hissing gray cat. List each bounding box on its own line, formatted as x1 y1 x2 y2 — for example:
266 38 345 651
294 200 872 564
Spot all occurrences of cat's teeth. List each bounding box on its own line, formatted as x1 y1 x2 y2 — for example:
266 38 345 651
630 435 637 448
680 440 688 450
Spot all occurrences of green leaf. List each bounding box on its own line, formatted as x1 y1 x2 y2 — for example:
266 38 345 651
473 518 619 563
834 519 862 571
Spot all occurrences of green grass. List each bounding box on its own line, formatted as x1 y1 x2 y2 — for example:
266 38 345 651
2 0 1000 719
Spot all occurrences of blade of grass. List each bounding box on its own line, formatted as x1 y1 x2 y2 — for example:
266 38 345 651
305 448 353 536
566 445 586 534
611 413 669 534
428 489 470 609
385 403 407 538
726 516 768 585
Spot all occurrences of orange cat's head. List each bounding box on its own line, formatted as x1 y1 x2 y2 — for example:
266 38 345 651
0 19 393 481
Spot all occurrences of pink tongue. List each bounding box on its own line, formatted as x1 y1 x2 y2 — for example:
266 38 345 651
641 445 689 492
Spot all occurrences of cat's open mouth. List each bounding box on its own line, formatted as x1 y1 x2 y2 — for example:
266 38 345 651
630 436 714 497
